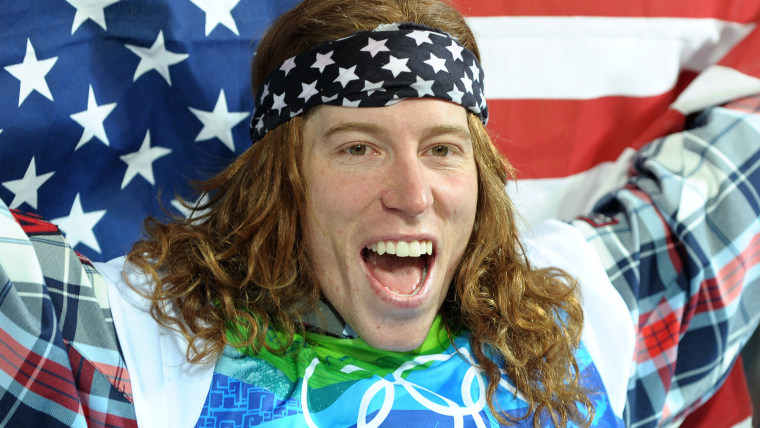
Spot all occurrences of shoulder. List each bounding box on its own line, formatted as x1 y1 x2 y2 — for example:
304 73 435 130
521 219 635 419
96 257 215 428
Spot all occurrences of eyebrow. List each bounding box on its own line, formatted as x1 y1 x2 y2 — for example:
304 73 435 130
321 122 471 142
420 124 471 142
321 122 387 140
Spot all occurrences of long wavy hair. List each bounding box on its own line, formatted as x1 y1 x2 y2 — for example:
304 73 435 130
127 0 592 426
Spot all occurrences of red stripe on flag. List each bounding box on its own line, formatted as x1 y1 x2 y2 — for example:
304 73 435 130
681 357 754 428
452 0 760 23
719 26 760 79
487 72 695 179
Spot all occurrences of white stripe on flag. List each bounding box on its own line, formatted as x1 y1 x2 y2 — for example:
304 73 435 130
507 148 636 228
468 16 754 99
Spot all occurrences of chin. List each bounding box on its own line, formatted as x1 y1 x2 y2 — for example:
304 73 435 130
355 316 436 352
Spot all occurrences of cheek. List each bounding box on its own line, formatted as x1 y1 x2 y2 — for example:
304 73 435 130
302 167 375 268
441 171 479 221
308 168 377 221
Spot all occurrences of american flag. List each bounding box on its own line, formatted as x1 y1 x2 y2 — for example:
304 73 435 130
1 0 759 425
0 0 300 262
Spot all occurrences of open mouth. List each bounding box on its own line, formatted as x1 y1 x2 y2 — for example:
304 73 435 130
361 240 434 297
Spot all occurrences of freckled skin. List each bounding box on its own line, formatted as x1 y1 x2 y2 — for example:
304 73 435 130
301 99 478 351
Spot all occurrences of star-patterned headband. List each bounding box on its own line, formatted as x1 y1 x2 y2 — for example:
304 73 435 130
250 23 488 144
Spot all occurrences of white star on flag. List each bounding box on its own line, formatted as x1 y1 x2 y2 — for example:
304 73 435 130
271 93 287 114
322 94 338 103
189 0 241 36
342 98 361 107
382 55 410 77
188 89 248 151
447 84 464 104
51 193 107 253
125 30 189 85
312 51 335 72
171 193 209 219
119 130 172 189
411 76 435 97
361 38 389 57
334 65 360 88
280 57 297 75
70 85 117 150
446 41 464 61
2 157 55 209
4 39 58 107
65 0 120 34
406 30 433 46
298 81 319 103
423 53 447 73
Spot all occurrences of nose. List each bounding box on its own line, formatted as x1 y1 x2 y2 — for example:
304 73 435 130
380 153 433 217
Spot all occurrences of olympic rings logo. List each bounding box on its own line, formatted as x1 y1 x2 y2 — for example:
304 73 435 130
300 347 524 428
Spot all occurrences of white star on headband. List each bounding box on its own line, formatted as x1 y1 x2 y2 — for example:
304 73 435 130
271 93 287 114
446 41 464 61
385 94 403 106
469 62 480 82
322 94 338 103
447 85 464 104
423 53 447 73
280 57 296 75
312 51 335 72
299 80 319 102
411 76 435 97
406 30 433 46
361 38 389 57
461 75 473 93
363 80 385 95
382 55 410 77
334 65 360 87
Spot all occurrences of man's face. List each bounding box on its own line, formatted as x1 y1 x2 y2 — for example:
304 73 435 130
301 98 478 351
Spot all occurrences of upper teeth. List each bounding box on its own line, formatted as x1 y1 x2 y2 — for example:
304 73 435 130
367 240 433 257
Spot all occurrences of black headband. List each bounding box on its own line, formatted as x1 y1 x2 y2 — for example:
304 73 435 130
250 23 488 144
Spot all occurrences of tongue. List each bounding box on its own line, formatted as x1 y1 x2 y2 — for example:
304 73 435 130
365 252 425 295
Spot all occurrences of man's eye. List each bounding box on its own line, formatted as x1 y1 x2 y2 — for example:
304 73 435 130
347 144 367 155
431 145 449 157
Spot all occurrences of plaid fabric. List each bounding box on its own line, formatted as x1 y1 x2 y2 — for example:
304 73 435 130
572 95 760 427
0 205 136 426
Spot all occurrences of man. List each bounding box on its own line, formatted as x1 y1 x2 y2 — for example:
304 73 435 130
2 0 759 426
